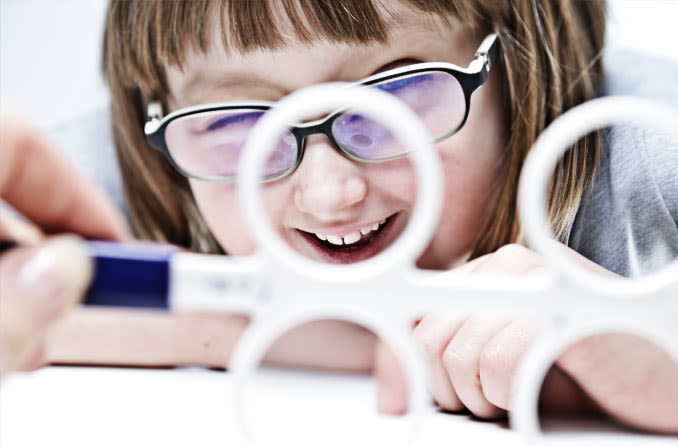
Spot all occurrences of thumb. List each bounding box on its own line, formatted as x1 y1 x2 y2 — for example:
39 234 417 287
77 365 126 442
0 235 92 376
374 339 408 414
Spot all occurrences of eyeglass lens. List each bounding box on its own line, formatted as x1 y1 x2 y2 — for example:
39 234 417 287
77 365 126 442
163 70 465 180
333 72 465 160
164 110 298 180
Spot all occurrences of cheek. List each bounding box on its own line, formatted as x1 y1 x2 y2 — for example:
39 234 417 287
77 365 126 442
437 133 501 225
439 108 505 210
424 71 507 264
189 180 292 256
362 158 418 207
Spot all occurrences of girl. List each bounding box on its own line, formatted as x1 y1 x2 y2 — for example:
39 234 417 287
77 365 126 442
1 0 676 434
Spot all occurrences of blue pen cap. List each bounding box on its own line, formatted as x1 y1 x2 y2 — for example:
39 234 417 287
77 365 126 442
84 241 176 309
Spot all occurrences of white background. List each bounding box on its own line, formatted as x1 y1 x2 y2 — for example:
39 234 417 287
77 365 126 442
1 0 677 129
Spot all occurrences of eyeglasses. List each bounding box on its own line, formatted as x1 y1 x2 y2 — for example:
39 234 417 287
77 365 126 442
144 34 500 183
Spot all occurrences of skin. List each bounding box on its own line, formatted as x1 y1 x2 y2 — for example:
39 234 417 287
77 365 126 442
0 111 129 377
375 244 678 434
0 1 676 435
160 4 677 433
166 11 505 271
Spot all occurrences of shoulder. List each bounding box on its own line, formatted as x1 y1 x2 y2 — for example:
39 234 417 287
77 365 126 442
603 51 678 224
568 50 678 277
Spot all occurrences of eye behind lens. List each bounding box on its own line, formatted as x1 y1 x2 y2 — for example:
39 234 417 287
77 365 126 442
365 70 467 148
165 109 299 181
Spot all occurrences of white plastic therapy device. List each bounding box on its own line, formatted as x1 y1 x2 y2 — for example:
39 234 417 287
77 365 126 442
156 85 677 445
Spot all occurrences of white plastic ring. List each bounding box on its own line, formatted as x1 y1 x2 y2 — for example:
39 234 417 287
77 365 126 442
519 96 678 297
238 83 443 282
230 307 429 446
512 316 678 445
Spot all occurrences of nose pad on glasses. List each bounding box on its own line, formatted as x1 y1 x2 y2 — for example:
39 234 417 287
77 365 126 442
292 135 368 218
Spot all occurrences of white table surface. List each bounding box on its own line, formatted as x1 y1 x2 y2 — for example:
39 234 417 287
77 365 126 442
1 366 675 446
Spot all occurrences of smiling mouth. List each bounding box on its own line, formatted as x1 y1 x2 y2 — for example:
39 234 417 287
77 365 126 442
296 213 401 264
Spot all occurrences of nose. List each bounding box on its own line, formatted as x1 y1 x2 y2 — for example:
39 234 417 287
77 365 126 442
292 135 367 221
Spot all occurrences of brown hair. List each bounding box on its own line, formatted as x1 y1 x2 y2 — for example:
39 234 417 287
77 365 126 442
103 0 606 257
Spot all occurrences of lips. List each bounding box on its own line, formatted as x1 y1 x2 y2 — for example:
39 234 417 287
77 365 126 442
295 213 404 264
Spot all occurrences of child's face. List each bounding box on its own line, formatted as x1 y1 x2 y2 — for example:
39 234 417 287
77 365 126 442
165 5 507 269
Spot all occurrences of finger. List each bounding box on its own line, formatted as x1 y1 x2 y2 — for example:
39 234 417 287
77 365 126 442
0 111 130 240
0 235 92 376
442 317 510 419
0 212 45 244
17 333 48 372
412 314 466 411
374 339 408 414
478 320 542 410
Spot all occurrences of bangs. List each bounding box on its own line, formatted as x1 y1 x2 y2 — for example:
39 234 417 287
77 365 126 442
104 0 486 94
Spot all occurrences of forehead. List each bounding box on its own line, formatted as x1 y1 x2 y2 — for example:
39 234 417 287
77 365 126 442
165 2 474 106
207 0 456 54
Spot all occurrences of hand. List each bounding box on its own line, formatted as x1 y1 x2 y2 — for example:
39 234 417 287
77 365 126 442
374 244 678 434
0 110 130 377
0 114 375 376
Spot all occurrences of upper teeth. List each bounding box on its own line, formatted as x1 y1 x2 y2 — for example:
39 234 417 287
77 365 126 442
315 220 386 246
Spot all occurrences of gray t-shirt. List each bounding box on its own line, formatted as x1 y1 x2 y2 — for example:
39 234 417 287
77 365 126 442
47 50 678 278
568 50 678 277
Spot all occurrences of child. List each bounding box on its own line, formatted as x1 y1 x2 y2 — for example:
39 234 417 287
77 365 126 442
1 0 676 434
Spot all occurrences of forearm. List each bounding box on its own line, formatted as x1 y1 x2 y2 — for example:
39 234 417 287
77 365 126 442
262 319 377 372
45 308 377 372
45 308 198 367
557 333 678 434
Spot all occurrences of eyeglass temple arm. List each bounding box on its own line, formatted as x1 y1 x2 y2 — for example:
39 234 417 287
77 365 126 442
470 33 500 80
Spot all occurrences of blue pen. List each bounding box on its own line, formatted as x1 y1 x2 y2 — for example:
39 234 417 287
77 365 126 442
0 240 267 312
84 241 176 309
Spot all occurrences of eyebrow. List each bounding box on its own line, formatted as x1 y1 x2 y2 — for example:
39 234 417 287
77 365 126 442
177 70 286 105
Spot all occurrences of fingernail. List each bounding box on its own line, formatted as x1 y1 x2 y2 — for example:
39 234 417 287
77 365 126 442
17 236 92 317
